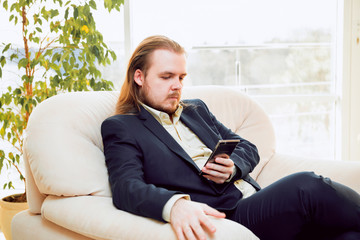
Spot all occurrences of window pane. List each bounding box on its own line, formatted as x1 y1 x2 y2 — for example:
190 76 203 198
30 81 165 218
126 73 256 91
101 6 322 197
131 0 336 46
258 97 335 159
93 5 126 89
189 46 332 95
131 0 339 160
187 49 237 86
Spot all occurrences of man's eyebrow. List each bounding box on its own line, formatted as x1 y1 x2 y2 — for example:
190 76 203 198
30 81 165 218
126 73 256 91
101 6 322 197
159 71 187 76
159 71 173 75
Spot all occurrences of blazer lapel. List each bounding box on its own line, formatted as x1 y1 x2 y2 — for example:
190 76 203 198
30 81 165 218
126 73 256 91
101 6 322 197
138 107 201 171
180 110 220 151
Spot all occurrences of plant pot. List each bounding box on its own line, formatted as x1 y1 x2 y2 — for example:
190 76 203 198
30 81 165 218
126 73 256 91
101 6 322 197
0 194 28 240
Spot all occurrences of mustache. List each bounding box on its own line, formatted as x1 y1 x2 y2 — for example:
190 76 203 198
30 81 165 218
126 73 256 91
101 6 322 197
168 92 181 99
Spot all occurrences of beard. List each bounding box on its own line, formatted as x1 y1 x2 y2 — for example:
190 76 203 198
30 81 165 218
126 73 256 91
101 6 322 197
141 91 181 115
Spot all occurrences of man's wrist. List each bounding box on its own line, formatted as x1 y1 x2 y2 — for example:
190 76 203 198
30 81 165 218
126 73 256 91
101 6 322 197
225 166 237 182
162 194 190 222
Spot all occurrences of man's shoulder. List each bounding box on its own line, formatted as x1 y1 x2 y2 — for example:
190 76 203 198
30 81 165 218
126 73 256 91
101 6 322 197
101 113 140 130
181 98 209 113
103 113 138 122
181 98 207 108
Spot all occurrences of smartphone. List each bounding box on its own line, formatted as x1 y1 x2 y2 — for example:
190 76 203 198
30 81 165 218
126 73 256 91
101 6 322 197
200 139 240 175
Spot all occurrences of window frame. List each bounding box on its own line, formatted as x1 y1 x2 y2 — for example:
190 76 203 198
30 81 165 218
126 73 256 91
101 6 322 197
339 0 360 161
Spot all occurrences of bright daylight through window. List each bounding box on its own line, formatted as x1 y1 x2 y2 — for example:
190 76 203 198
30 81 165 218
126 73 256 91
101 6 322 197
130 0 339 160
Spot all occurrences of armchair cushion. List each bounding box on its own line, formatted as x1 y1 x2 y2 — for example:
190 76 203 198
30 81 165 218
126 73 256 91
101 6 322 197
41 196 259 240
12 211 89 240
257 153 360 193
25 91 118 198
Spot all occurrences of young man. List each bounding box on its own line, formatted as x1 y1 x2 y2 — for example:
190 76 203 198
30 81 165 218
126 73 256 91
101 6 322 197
101 35 360 240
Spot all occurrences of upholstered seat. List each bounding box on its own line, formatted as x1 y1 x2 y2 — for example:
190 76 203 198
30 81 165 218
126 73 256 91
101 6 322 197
12 86 360 240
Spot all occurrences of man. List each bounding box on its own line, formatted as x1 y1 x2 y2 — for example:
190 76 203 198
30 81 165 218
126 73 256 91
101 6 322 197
102 35 360 240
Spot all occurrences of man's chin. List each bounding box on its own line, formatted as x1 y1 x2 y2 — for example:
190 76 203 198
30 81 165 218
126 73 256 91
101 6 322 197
165 107 178 115
164 104 179 115
146 101 179 115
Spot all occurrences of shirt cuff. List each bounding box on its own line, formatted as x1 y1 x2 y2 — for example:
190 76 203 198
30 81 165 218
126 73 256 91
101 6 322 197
225 166 237 182
162 194 190 222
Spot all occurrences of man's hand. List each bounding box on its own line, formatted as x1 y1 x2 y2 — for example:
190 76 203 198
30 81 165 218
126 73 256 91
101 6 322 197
201 154 234 184
170 198 226 240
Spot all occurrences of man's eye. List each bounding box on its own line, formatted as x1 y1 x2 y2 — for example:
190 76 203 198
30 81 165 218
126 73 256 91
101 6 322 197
162 76 171 79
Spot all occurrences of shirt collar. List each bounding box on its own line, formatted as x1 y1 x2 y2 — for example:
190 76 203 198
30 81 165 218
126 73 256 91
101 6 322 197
141 102 183 125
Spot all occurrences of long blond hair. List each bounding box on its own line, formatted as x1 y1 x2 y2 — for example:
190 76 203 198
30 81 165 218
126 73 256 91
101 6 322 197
115 35 185 115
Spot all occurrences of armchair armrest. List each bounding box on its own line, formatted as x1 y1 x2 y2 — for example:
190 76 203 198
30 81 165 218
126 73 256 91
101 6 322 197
256 153 360 193
41 196 259 240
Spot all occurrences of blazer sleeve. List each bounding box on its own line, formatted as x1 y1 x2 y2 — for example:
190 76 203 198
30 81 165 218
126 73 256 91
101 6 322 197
101 116 180 222
195 100 260 183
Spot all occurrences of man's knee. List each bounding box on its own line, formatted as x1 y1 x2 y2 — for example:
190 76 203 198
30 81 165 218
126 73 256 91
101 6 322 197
282 172 335 200
291 172 360 206
284 171 325 190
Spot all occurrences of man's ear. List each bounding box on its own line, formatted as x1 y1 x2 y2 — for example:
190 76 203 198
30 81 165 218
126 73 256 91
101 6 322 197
134 69 144 87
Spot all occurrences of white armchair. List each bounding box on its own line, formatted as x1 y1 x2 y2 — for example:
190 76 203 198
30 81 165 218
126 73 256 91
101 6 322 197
12 85 360 240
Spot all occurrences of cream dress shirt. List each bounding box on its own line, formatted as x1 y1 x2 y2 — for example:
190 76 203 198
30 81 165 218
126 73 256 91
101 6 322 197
141 103 256 222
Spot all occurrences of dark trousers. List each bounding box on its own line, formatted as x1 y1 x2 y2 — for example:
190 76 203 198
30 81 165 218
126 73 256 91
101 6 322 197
227 172 360 240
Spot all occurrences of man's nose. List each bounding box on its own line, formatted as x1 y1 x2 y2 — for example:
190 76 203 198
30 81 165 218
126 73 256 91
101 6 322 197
172 78 183 90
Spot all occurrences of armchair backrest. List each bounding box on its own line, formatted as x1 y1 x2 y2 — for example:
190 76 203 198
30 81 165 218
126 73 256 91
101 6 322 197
24 86 275 214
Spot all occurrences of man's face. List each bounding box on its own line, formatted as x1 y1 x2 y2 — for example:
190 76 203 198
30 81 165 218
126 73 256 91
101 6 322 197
135 49 187 115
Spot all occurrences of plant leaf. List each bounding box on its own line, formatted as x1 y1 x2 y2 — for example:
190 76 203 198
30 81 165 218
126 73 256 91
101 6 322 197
2 43 11 53
65 8 69 19
18 58 29 69
10 53 18 61
3 0 8 10
0 150 5 171
74 7 78 19
89 0 97 9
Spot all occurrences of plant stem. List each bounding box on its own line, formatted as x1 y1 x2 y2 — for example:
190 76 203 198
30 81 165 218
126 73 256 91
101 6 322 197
21 5 33 124
21 6 29 79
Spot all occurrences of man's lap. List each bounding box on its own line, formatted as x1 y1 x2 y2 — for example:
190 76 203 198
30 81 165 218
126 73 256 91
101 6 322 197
226 172 360 240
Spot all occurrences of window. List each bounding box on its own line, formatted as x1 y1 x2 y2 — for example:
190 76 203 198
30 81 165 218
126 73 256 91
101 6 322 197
93 4 126 89
129 0 339 160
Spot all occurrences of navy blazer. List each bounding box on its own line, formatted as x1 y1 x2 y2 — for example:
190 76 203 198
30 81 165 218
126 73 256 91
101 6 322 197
101 99 260 222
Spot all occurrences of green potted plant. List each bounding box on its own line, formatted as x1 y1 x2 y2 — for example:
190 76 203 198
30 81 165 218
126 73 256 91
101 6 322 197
0 0 124 239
